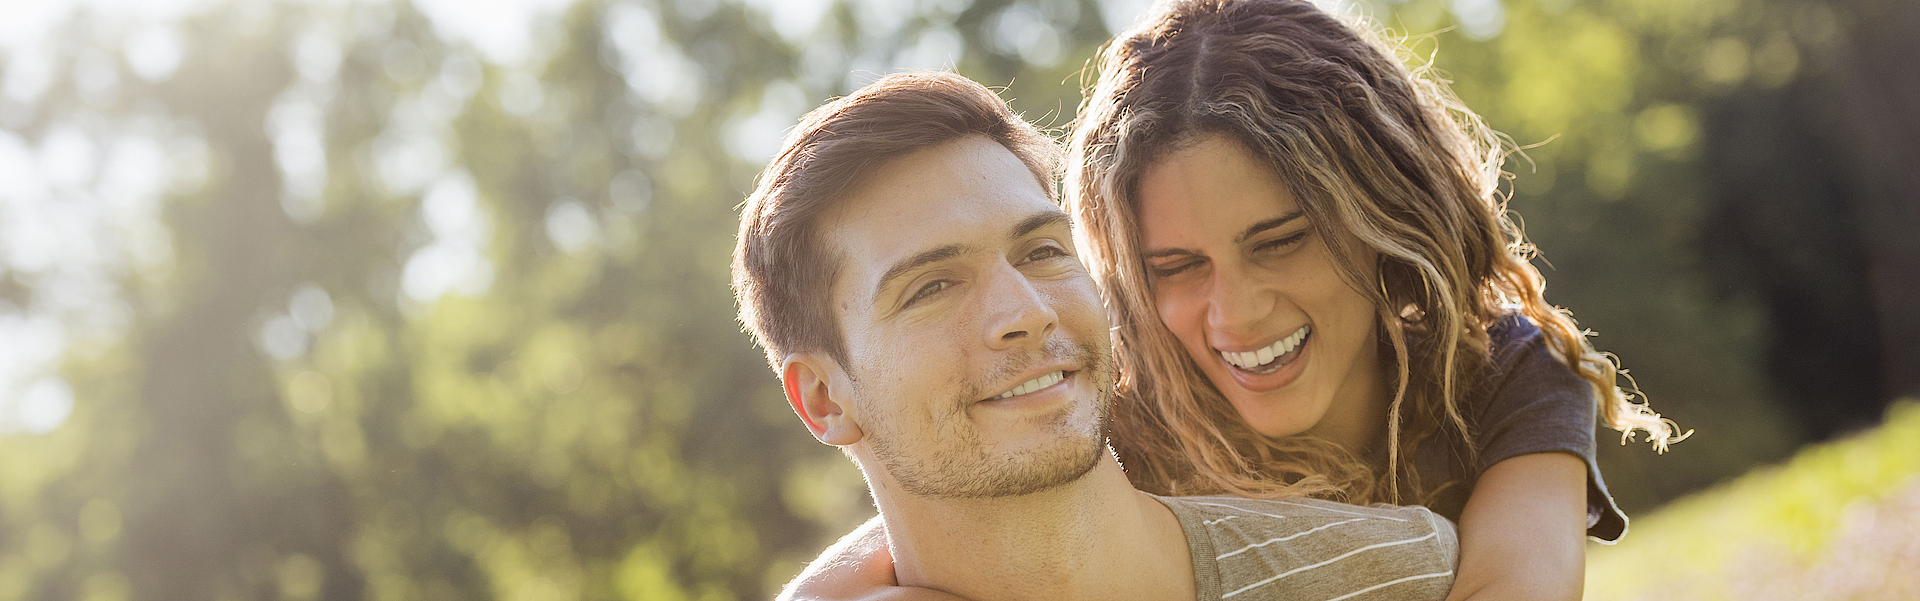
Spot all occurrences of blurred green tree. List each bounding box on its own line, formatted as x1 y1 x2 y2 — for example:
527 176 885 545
0 0 1910 599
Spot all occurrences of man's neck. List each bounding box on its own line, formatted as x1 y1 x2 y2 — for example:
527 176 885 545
869 455 1196 601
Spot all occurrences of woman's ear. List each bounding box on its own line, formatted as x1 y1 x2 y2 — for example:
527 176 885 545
782 352 864 446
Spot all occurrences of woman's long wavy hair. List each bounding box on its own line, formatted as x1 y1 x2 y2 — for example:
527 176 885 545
1066 0 1687 504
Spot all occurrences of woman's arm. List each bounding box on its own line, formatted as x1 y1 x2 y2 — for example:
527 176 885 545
777 515 970 601
1443 452 1590 601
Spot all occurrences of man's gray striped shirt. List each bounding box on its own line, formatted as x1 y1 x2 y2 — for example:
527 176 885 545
1152 494 1459 601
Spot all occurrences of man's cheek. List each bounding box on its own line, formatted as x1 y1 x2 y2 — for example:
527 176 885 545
1058 288 1108 333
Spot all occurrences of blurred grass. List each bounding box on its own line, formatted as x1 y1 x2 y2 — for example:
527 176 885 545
1586 400 1920 600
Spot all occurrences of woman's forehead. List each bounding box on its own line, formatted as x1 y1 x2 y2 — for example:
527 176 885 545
1135 138 1302 246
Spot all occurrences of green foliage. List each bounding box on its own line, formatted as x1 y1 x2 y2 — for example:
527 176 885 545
1370 0 1839 511
0 0 1900 598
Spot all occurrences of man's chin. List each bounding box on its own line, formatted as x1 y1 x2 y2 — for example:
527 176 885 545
963 437 1107 499
877 432 1108 500
865 350 1116 500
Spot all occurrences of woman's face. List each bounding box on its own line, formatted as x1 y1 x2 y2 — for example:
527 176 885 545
1136 135 1386 447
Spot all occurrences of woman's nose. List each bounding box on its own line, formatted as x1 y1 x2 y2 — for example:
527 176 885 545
1205 262 1277 339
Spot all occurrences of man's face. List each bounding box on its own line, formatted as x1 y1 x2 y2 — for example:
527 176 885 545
822 135 1115 499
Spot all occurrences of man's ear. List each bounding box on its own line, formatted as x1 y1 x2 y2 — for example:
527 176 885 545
781 352 864 446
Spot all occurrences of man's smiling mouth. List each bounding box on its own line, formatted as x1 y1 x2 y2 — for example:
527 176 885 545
1218 324 1311 375
991 370 1068 400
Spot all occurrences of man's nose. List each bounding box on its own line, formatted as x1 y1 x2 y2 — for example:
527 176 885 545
1206 262 1278 337
983 264 1059 351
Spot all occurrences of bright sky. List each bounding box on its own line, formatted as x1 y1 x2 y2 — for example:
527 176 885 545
0 0 592 436
0 0 586 63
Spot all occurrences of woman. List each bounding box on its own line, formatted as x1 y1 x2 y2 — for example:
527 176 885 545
786 1 1684 599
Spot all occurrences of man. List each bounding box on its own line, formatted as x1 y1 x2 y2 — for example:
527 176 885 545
733 71 1458 601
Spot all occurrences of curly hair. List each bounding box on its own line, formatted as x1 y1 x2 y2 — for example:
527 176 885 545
1066 0 1686 504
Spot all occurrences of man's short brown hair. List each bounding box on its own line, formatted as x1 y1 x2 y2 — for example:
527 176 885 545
733 71 1060 371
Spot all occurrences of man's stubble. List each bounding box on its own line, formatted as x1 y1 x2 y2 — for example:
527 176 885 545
857 338 1117 499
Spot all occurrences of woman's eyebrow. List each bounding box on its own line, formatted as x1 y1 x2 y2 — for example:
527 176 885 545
1234 211 1304 244
1143 210 1305 259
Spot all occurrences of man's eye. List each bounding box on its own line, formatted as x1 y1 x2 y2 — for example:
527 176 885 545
905 280 950 306
1025 244 1069 263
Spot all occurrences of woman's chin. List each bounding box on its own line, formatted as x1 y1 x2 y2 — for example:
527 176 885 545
1222 391 1325 438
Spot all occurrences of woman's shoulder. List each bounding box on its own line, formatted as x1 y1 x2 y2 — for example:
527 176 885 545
1468 311 1597 437
1485 311 1548 369
1467 311 1592 422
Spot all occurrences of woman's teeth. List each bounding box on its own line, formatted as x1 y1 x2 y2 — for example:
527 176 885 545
994 371 1065 399
1219 325 1311 371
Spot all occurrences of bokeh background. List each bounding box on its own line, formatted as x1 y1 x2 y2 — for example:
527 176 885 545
0 0 1915 599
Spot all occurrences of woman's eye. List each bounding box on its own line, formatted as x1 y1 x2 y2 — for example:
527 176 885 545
1254 231 1309 254
1151 260 1201 278
905 280 950 306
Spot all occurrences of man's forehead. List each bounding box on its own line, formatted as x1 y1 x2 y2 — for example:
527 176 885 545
823 136 1053 282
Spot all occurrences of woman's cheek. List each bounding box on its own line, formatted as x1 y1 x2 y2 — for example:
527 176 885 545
1166 299 1228 388
1154 287 1202 350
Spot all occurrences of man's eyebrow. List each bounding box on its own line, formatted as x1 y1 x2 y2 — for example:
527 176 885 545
1009 210 1072 241
872 243 968 304
1234 211 1305 244
869 210 1071 304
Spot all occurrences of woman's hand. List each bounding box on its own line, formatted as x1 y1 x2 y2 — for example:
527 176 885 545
1443 452 1590 601
777 515 971 601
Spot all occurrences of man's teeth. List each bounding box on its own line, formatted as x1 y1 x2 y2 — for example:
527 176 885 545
994 371 1065 399
1220 325 1312 369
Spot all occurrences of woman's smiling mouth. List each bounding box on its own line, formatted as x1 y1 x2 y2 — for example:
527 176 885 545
1218 324 1311 375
